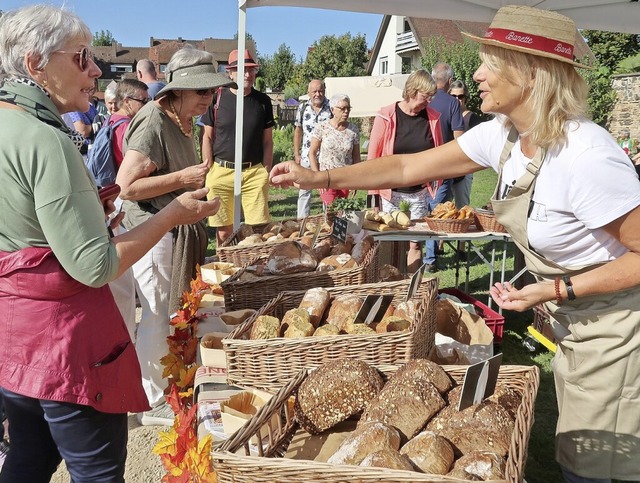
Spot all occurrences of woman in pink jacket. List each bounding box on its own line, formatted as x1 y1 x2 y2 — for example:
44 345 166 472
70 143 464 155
367 70 444 272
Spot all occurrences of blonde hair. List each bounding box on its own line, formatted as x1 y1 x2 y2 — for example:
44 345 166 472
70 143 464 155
403 69 437 101
479 45 588 149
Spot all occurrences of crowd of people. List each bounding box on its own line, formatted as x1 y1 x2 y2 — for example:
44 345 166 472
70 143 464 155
1 2 640 483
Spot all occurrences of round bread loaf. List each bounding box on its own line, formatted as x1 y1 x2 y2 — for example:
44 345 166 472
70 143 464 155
387 359 454 395
393 299 420 321
295 359 384 434
400 430 454 474
316 253 358 272
379 264 403 282
312 238 332 262
359 448 415 471
266 241 317 275
447 451 506 480
327 421 401 465
313 324 341 337
375 316 411 333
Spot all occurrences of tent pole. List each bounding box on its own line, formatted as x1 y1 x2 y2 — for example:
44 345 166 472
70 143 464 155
234 0 248 232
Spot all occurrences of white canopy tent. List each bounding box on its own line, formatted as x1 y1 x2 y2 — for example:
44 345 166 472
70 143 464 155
324 74 409 118
228 0 640 229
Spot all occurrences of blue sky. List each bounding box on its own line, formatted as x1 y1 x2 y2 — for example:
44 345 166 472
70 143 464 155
1 0 383 60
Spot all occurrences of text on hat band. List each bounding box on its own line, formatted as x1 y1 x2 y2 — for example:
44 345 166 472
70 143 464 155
484 27 574 60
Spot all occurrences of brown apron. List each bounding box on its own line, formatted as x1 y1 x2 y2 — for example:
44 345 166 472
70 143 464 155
492 128 640 480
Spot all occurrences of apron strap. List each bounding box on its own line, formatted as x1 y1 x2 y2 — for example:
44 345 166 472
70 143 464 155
496 126 546 199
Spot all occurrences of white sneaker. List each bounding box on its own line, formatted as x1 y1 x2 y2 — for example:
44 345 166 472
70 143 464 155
137 403 175 426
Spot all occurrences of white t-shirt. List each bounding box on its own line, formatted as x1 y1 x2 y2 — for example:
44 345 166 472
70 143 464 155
458 118 640 266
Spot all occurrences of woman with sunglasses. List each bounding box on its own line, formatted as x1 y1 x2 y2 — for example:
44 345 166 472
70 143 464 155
0 5 220 482
309 93 360 210
273 6 640 481
116 44 233 426
366 70 444 273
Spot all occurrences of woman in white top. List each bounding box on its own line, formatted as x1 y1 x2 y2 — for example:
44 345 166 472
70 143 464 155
271 6 640 482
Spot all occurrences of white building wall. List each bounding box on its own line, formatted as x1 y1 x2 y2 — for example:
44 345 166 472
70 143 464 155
371 16 407 75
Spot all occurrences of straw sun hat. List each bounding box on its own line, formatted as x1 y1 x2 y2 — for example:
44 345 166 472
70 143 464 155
462 5 592 69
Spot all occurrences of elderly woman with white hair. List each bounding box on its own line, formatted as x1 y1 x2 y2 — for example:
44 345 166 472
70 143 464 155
116 44 233 426
309 93 360 208
272 6 640 481
0 5 220 482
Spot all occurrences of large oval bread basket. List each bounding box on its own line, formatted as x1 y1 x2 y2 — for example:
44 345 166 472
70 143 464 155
423 216 473 233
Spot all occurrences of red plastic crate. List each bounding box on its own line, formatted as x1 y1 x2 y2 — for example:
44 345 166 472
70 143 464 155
438 288 505 344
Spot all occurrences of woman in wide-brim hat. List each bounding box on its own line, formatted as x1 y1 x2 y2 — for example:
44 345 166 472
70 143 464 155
115 44 232 427
271 5 640 481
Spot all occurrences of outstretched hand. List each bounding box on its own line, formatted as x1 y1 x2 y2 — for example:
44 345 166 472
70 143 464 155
168 188 220 225
489 281 551 312
269 161 317 190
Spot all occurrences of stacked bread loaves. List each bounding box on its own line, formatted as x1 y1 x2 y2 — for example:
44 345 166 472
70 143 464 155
248 287 413 340
294 359 520 479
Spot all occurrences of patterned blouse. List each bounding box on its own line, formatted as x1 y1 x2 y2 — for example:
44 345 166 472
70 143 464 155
312 121 360 171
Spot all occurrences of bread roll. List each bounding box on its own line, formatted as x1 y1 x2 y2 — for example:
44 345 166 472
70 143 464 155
330 237 354 256
298 287 331 328
345 323 376 335
295 359 384 434
281 308 312 336
388 360 453 395
447 451 506 480
379 264 403 282
316 253 358 272
325 294 364 332
237 234 264 246
351 235 374 264
284 319 315 338
236 224 254 240
249 315 280 340
299 236 313 247
266 241 317 275
394 299 420 321
400 430 454 474
359 449 415 471
375 316 411 333
360 378 445 440
327 421 401 465
313 324 341 337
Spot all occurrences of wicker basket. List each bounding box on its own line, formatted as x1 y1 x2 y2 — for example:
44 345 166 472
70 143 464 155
222 278 438 392
211 364 540 483
423 216 474 233
474 209 507 233
217 214 327 266
221 241 380 312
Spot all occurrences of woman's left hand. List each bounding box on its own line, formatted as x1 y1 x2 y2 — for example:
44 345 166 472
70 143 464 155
489 281 552 312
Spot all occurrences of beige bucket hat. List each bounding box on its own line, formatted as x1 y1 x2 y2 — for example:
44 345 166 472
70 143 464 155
462 5 592 69
154 63 236 100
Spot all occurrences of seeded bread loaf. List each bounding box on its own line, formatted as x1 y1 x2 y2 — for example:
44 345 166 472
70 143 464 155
249 315 280 340
386 359 454 395
327 421 401 465
280 308 312 335
400 430 454 474
294 359 384 434
313 324 341 337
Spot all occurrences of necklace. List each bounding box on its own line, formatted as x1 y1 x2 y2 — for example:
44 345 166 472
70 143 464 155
169 98 192 138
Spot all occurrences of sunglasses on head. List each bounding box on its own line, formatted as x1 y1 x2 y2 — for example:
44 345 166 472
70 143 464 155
55 46 92 72
196 88 216 96
452 94 466 100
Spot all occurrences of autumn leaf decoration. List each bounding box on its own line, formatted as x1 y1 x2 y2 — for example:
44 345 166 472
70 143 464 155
153 265 218 482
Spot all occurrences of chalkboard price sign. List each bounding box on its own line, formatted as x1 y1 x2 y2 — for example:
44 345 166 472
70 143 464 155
331 217 348 243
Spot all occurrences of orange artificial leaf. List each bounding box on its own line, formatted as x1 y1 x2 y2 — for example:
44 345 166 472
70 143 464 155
165 384 185 415
176 365 197 389
175 404 198 437
166 336 186 356
161 353 185 380
182 337 199 365
178 387 194 401
153 428 179 458
164 471 190 483
186 435 213 478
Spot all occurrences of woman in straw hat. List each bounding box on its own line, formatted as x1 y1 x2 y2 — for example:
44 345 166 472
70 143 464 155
116 44 232 426
271 5 640 481
0 5 220 481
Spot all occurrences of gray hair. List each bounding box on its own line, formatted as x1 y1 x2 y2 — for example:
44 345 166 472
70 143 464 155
166 44 214 81
329 93 350 109
0 5 91 78
104 83 117 102
115 79 148 108
431 62 455 86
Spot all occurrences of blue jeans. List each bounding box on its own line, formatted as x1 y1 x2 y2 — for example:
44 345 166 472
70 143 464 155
423 180 452 265
0 387 128 483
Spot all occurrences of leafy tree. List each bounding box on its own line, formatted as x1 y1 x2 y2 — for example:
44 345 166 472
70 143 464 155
616 53 640 74
581 63 617 127
582 30 640 71
420 36 483 114
299 33 368 81
93 30 115 46
261 43 297 91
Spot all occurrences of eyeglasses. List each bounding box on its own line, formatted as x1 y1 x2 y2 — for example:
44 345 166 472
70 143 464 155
452 94 466 100
54 47 92 72
333 105 352 112
196 88 216 96
127 96 150 105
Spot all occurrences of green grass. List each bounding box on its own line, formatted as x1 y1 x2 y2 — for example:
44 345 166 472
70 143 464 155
208 169 562 481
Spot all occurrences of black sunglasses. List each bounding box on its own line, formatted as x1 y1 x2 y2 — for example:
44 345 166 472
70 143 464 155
127 96 150 105
196 88 216 96
452 94 466 100
55 47 92 72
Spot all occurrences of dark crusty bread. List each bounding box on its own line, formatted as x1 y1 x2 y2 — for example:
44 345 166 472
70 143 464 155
266 241 317 275
447 451 506 480
327 421 401 465
359 448 415 471
298 287 331 328
400 430 454 475
295 359 384 434
359 378 445 440
386 359 454 395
